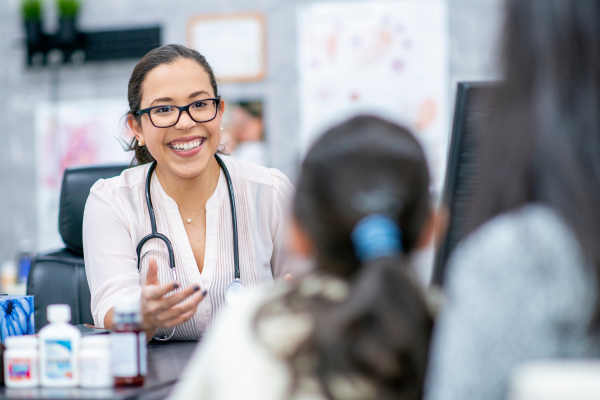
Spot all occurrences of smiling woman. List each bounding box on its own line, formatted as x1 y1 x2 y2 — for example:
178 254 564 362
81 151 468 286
82 44 300 341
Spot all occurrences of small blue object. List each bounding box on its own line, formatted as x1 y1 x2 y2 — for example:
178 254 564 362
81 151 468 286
18 255 32 284
351 214 403 262
0 296 34 343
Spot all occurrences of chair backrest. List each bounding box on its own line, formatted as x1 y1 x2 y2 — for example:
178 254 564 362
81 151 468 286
432 82 499 285
28 164 128 331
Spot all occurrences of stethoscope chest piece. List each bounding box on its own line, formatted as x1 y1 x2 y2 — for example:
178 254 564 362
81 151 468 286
225 279 245 305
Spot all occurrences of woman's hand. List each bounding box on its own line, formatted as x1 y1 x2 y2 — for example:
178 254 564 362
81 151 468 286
141 257 207 339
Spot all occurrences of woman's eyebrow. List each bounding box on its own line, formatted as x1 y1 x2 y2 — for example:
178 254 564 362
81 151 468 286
189 90 209 98
150 97 173 106
149 90 209 106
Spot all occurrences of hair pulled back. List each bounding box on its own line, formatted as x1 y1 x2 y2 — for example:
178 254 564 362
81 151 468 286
125 44 220 165
257 116 433 400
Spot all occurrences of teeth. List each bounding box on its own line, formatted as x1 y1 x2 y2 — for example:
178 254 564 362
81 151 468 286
170 139 204 151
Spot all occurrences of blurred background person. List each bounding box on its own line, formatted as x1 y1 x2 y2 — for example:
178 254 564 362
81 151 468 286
425 0 600 399
221 101 267 166
168 115 435 400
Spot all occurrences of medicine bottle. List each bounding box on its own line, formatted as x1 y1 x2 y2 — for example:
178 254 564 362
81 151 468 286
110 295 146 387
38 304 81 387
79 335 113 388
4 335 38 388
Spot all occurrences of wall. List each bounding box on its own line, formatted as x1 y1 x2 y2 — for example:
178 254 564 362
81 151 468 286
0 0 503 262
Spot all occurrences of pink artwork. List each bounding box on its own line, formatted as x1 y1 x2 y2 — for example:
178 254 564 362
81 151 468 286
35 99 132 250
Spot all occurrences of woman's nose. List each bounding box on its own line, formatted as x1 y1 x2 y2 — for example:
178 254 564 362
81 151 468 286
175 110 196 130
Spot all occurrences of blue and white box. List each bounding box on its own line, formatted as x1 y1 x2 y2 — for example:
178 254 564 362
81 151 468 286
0 296 34 342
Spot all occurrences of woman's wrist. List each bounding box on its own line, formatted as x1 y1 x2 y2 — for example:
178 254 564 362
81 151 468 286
145 327 157 342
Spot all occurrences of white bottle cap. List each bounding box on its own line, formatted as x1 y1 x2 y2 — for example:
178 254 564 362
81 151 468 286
4 335 37 349
81 335 110 349
47 304 71 323
114 294 141 314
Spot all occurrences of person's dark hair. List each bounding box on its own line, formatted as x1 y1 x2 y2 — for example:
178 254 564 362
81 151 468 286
256 116 433 400
465 0 600 326
125 44 221 165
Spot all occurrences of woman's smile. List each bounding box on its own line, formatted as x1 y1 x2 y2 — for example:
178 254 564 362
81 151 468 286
167 136 206 158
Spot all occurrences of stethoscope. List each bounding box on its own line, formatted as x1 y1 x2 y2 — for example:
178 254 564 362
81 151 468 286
136 154 245 341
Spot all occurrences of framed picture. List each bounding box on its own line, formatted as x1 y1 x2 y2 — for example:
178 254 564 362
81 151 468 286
187 13 267 83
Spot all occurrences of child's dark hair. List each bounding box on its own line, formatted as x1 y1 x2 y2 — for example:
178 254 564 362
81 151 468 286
256 115 433 400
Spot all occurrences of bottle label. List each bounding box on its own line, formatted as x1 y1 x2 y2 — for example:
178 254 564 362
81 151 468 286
9 358 34 381
111 332 138 377
44 340 73 379
139 332 147 376
80 357 111 387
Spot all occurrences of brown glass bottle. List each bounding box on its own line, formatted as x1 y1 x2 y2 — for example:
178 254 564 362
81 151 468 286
110 296 147 387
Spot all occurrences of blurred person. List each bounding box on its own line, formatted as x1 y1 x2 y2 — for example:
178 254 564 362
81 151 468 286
168 115 435 400
425 0 600 399
222 101 266 166
83 44 300 341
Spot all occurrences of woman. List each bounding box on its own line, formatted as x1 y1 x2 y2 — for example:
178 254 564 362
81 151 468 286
168 116 435 400
426 0 600 399
83 44 298 341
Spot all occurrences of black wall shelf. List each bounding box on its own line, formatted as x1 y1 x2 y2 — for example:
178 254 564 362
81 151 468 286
26 26 161 66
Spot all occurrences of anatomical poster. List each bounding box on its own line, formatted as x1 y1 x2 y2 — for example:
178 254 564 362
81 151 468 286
297 0 449 190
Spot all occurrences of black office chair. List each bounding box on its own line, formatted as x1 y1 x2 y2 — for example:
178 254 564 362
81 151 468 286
27 164 128 332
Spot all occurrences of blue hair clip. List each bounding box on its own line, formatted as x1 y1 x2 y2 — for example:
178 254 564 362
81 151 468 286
351 214 402 262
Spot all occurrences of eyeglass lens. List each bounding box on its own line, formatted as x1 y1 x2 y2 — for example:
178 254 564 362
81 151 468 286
149 100 218 127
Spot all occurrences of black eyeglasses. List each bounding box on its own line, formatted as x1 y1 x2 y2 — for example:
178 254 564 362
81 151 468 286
136 98 221 128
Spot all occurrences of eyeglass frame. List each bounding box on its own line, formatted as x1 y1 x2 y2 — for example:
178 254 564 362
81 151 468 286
136 98 222 128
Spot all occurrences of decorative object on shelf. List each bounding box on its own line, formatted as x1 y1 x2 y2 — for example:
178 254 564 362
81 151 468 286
24 24 161 66
21 0 43 45
187 13 266 83
57 0 80 44
20 0 161 66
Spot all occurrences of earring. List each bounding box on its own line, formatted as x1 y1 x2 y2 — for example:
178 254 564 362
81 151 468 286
221 126 224 131
138 141 144 146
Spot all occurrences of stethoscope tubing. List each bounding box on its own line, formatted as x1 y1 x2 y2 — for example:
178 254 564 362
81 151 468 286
214 154 240 280
137 154 239 341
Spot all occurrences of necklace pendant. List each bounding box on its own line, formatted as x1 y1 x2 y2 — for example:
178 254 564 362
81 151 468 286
187 219 192 224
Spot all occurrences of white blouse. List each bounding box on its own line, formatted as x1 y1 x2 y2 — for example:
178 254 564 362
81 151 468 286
82 155 297 340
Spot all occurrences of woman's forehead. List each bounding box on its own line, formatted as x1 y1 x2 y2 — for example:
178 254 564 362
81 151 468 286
141 58 214 105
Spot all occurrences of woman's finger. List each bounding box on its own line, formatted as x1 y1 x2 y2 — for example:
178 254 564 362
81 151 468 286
284 274 294 283
162 306 200 329
155 290 207 322
144 257 160 286
143 281 180 301
159 285 204 310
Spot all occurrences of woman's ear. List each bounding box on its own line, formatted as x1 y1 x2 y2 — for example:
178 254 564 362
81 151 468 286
127 115 145 145
218 100 226 125
290 217 314 257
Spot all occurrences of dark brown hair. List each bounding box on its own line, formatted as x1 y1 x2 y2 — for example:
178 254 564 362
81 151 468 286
257 116 433 400
125 44 220 165
465 0 600 327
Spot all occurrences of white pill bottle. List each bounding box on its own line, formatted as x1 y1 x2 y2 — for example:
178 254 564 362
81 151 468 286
4 335 39 388
79 335 113 388
38 304 81 387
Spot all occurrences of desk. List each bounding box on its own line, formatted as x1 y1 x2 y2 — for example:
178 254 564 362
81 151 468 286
0 341 197 400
